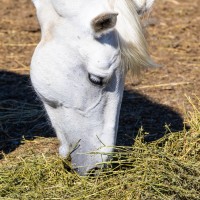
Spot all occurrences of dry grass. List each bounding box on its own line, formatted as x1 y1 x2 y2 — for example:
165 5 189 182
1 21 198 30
0 99 199 200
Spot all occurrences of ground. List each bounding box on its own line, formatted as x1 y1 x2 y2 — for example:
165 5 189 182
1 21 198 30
0 0 200 159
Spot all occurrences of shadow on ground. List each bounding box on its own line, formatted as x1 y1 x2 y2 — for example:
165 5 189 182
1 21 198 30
0 71 186 157
0 71 54 157
117 90 187 146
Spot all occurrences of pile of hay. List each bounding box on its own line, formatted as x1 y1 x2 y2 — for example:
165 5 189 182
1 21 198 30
0 98 199 200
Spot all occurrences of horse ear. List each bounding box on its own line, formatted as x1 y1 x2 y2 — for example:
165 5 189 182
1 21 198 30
133 0 155 15
91 12 118 37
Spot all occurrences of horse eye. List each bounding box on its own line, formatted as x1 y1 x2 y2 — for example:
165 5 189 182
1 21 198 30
91 13 118 34
88 73 103 86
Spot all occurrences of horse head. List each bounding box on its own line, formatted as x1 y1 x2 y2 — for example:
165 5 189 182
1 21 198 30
31 0 156 175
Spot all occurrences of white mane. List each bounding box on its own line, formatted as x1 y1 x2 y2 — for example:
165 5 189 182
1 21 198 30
114 0 156 75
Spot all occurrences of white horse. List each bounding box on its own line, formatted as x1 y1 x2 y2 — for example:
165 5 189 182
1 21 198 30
31 0 156 175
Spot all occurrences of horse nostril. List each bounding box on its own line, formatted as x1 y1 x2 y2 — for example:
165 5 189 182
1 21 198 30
88 73 103 86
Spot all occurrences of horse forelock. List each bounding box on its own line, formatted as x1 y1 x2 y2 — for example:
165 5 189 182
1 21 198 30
114 0 156 75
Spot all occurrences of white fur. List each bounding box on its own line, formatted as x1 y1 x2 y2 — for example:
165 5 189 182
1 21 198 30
31 0 155 175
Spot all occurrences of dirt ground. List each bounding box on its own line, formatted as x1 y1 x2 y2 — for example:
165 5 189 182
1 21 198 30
0 0 200 158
